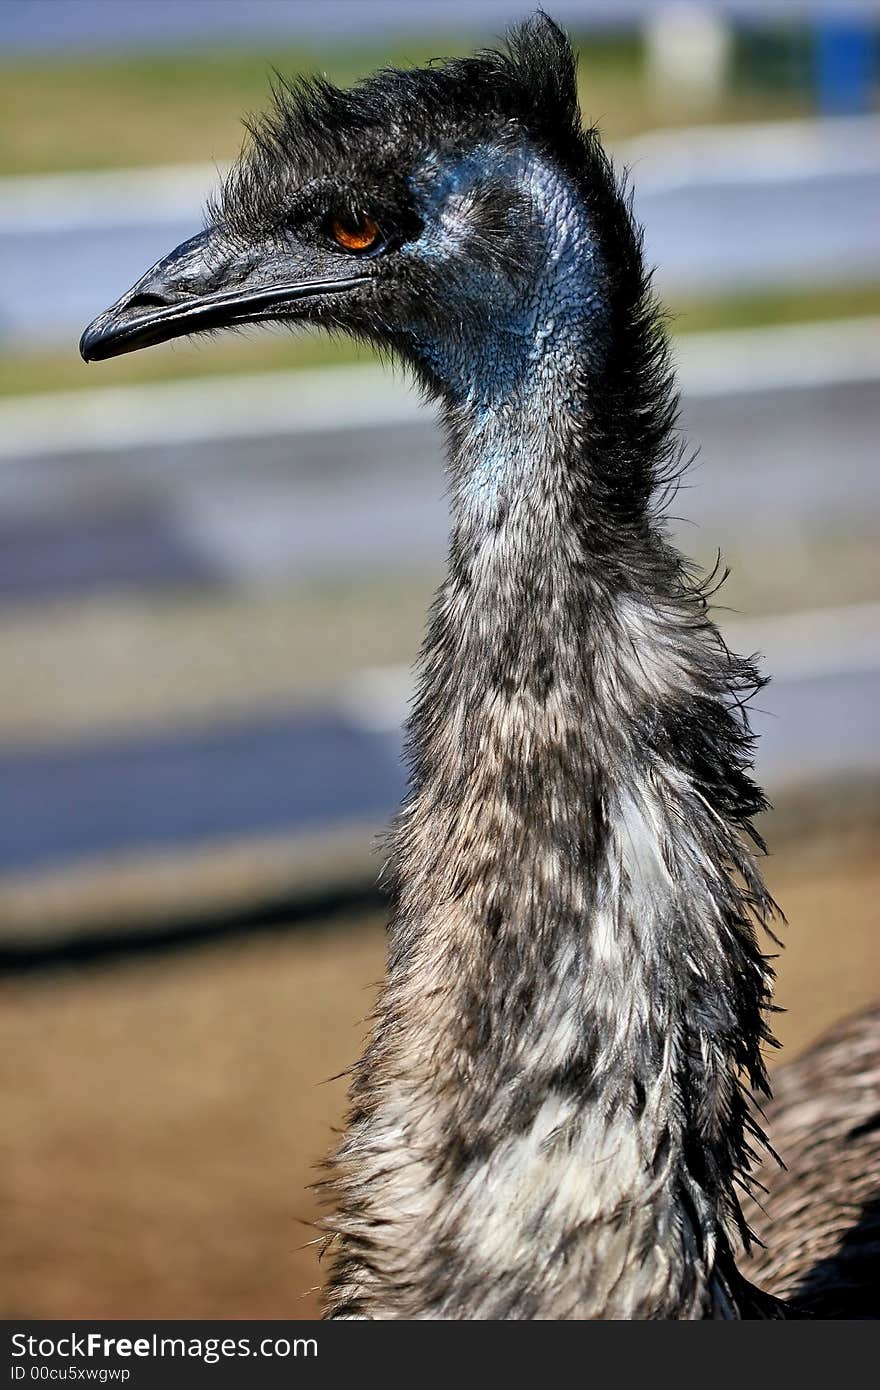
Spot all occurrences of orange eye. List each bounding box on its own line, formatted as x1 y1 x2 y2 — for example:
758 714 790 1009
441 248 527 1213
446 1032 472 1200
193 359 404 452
329 212 381 252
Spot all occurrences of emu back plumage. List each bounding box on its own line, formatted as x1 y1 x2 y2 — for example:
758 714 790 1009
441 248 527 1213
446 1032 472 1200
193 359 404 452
745 1004 880 1317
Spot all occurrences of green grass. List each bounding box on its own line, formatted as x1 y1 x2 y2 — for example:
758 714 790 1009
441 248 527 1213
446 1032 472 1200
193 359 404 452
3 282 878 400
668 282 880 335
0 34 817 178
0 330 370 399
0 39 456 176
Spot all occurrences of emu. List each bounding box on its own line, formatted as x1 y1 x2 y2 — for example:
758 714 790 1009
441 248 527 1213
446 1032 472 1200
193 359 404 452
81 17 878 1319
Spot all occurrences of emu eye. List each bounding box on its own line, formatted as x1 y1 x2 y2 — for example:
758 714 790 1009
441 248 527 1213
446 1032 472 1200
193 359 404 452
328 211 381 253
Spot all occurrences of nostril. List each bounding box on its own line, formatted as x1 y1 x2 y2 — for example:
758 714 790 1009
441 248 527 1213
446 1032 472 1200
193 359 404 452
126 291 173 310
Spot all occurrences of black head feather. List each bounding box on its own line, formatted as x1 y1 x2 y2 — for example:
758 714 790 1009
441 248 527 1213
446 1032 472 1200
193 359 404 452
216 14 582 241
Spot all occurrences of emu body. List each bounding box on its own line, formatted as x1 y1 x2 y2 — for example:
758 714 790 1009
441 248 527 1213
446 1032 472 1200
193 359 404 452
81 16 879 1319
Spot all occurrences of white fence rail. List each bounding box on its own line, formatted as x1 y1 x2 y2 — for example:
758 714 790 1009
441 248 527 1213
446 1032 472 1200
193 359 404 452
1 117 879 345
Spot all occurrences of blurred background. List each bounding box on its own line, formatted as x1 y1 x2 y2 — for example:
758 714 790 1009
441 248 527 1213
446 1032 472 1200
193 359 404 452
1 0 878 1320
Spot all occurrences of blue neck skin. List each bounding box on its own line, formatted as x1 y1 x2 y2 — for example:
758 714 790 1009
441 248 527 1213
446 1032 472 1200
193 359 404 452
404 142 606 518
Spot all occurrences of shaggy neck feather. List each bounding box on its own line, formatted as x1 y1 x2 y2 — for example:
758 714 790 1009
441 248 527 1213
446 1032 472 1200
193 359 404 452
324 175 776 1321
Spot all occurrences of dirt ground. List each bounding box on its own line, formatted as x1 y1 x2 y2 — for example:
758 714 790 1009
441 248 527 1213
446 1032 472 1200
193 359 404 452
1 827 878 1320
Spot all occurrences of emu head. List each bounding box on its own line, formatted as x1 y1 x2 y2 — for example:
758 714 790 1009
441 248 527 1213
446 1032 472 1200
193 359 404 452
81 16 608 401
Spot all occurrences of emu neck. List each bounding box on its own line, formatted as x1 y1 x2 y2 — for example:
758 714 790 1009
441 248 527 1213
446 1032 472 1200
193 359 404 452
327 192 775 1321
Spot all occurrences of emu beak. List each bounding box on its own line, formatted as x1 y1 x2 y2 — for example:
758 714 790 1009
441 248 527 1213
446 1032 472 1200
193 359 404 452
79 226 370 362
